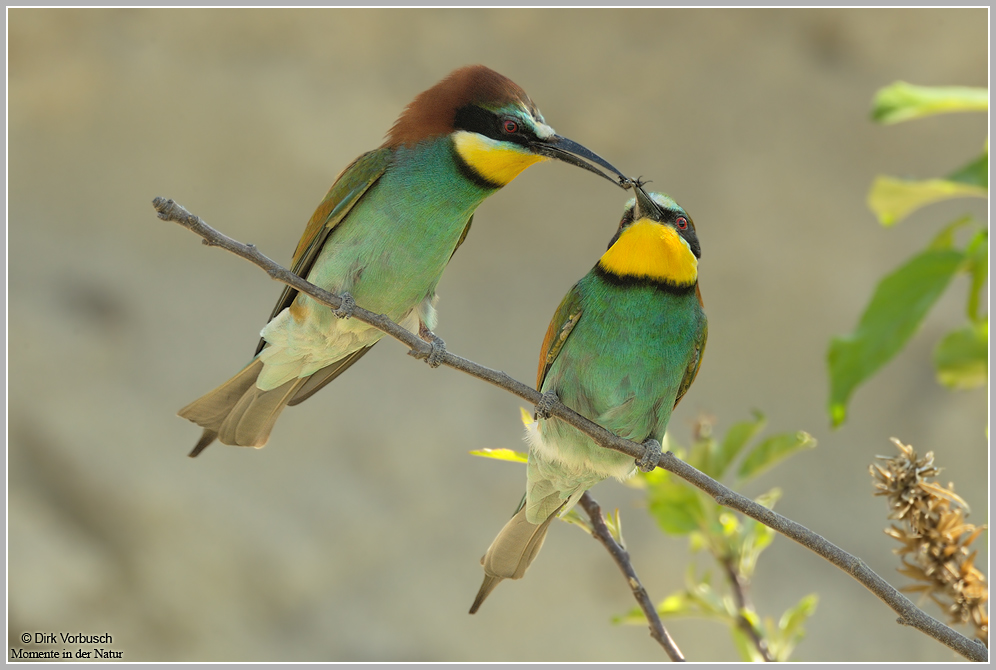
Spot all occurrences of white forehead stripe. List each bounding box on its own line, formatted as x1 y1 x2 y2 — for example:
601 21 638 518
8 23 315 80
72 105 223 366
533 120 556 140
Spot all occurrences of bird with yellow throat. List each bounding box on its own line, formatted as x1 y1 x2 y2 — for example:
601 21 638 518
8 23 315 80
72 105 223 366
179 65 630 456
471 186 707 613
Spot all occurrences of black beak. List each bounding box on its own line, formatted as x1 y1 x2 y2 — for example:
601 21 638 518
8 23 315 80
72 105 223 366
634 184 665 221
534 135 632 190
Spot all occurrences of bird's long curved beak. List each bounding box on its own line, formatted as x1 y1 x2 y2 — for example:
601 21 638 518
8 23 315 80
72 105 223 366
534 135 632 189
634 184 665 220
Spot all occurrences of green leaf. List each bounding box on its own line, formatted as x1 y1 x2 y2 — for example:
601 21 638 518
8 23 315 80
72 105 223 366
964 227 988 321
767 594 819 661
871 82 988 124
620 567 728 625
934 321 988 389
660 593 691 616
737 432 816 481
868 176 987 226
604 507 624 546
828 248 965 426
779 594 819 636
612 605 650 625
559 508 592 535
947 150 989 189
716 510 740 538
468 448 527 463
739 521 777 580
708 411 766 480
730 626 765 663
927 214 973 251
646 470 706 535
685 578 728 618
739 490 781 576
740 608 762 630
688 530 707 554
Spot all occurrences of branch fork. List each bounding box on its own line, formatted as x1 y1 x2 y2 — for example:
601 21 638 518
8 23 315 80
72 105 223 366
152 197 987 663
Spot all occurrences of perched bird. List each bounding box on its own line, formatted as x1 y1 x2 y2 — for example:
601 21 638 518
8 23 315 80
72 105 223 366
179 65 629 457
470 187 707 613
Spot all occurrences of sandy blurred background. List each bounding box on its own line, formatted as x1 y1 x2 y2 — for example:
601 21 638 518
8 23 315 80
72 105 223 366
7 8 988 663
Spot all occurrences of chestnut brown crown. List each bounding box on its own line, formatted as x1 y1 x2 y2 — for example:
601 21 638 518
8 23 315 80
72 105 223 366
385 65 539 147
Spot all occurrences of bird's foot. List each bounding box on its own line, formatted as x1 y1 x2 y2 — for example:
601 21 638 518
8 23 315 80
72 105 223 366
534 391 559 420
637 438 662 473
332 292 355 319
410 322 446 368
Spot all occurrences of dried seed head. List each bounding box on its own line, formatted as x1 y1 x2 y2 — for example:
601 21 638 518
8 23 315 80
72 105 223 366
871 438 988 647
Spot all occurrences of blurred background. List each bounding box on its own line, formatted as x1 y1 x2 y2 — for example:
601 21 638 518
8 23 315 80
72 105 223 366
7 8 988 662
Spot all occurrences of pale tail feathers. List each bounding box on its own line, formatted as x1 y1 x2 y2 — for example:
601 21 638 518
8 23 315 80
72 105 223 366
469 502 565 614
179 359 263 456
179 346 374 456
178 357 304 456
179 359 264 429
217 376 307 448
469 575 503 616
188 430 218 458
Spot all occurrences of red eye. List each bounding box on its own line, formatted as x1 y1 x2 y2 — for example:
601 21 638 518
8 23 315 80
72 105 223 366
502 119 518 134
676 217 688 230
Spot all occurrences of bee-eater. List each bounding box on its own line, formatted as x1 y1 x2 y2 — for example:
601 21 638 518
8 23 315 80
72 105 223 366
179 65 629 457
470 187 707 613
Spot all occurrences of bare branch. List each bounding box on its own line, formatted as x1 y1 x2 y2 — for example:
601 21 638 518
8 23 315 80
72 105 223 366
722 557 775 662
578 493 685 661
152 197 988 663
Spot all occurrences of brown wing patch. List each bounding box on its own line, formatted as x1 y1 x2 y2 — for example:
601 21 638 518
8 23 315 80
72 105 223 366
674 321 707 409
291 155 364 267
536 309 581 389
450 215 473 260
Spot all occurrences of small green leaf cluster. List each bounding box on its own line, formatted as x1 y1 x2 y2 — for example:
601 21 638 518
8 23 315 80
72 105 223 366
626 412 818 661
828 82 988 426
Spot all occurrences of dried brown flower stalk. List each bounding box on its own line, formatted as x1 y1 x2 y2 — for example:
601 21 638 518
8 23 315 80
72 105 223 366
871 438 988 647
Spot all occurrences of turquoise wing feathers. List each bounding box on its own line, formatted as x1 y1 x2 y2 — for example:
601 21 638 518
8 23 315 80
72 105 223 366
256 147 392 353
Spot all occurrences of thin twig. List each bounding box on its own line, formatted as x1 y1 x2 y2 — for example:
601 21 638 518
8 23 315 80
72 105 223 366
578 492 685 661
722 557 774 662
660 453 988 662
152 197 989 663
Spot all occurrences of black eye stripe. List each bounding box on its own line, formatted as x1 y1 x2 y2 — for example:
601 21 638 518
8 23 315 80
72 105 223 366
454 104 531 147
453 105 495 137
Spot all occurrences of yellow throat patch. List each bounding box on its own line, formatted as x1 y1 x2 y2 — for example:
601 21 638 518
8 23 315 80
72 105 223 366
452 131 547 186
598 218 698 286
